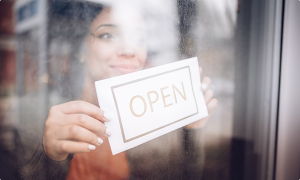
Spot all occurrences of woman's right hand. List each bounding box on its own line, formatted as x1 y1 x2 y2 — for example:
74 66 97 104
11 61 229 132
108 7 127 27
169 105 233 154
43 101 112 161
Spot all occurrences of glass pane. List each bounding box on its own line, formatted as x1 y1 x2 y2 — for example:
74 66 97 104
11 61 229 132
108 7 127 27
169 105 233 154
0 0 277 180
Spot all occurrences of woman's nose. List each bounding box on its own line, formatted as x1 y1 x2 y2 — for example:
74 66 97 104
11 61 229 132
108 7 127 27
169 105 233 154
116 39 136 58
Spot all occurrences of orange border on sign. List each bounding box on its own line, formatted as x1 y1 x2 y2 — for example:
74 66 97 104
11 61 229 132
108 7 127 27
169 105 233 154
111 66 198 143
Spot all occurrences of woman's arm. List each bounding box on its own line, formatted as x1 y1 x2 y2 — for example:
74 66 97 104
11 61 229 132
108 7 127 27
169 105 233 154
185 67 218 129
13 138 73 179
11 100 111 178
182 67 218 178
43 101 111 161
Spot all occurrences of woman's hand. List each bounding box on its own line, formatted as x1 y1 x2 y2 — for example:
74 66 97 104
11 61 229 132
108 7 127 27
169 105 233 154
185 67 218 129
43 101 112 161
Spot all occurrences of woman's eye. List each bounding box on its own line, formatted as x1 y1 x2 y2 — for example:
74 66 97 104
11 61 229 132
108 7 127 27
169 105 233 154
97 33 117 41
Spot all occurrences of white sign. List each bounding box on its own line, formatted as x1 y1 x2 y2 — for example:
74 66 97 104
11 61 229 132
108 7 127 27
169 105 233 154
95 57 208 155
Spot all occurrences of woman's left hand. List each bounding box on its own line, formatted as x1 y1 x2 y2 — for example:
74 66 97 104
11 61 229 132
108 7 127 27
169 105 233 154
184 67 218 129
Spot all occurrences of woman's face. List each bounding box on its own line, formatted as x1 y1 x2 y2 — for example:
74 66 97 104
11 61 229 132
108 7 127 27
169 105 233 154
85 7 147 80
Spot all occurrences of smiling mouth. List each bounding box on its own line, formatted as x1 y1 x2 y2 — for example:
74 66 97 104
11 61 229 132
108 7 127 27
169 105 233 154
110 65 138 74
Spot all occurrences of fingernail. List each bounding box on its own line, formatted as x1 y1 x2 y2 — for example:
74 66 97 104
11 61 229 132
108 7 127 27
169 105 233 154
103 112 112 121
88 144 96 150
106 128 112 137
201 83 207 90
98 137 103 145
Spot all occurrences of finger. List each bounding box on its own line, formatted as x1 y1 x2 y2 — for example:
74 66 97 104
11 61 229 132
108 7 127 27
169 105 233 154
185 114 210 129
56 140 97 154
55 125 104 146
201 76 211 91
204 89 214 103
60 114 108 136
199 67 203 76
207 98 218 114
53 101 110 122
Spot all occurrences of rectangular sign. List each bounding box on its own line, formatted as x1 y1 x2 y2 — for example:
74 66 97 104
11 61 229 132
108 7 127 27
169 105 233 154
95 57 208 155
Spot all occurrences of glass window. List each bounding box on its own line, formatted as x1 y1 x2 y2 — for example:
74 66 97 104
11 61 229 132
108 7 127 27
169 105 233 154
0 0 286 179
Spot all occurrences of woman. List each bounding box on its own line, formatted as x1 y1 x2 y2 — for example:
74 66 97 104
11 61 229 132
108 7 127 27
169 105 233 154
19 1 217 179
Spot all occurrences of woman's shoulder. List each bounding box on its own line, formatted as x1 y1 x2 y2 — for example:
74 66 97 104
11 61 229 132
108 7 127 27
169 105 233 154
13 91 73 157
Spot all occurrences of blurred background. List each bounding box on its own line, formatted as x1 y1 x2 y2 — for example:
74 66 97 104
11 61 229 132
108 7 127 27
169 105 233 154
0 0 299 180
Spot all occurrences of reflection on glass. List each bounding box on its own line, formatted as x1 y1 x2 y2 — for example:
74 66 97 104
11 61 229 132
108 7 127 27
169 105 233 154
0 0 239 179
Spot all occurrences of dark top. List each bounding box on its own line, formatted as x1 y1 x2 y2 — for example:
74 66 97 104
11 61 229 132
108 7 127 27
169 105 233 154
0 93 205 179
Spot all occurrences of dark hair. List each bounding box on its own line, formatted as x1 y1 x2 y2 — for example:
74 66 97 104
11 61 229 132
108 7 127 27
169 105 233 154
49 1 104 39
48 1 105 99
51 1 104 28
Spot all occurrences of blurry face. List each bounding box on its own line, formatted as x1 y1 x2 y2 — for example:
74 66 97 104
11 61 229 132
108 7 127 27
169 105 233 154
85 7 147 80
